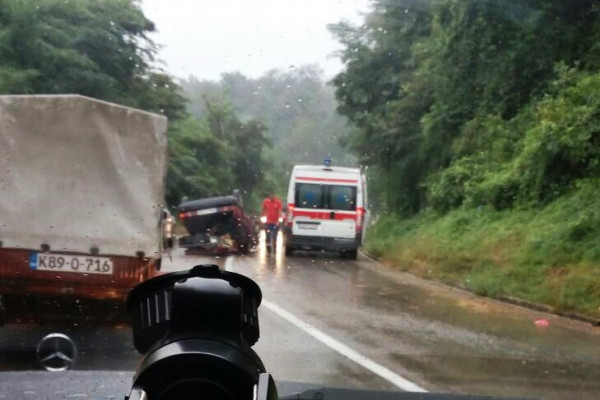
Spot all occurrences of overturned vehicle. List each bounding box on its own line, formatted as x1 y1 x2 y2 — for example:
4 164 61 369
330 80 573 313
178 196 257 255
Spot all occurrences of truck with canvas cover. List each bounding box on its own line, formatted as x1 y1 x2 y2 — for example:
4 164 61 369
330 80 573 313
0 95 168 323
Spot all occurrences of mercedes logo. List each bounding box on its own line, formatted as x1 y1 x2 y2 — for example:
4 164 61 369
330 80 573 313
36 333 77 371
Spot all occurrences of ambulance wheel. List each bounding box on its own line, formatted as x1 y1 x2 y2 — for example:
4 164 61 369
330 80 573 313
341 249 358 260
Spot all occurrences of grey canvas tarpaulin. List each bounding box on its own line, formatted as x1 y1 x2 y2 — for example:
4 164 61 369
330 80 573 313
0 95 168 257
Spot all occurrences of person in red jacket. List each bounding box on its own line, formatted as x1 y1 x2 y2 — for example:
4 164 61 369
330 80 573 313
261 190 282 252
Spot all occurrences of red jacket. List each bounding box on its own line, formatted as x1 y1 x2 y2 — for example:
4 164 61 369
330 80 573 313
262 197 282 224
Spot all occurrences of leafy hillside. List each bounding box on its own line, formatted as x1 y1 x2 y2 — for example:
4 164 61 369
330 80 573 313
331 0 600 317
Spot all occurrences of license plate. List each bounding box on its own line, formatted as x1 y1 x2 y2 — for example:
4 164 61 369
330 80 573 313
30 253 114 275
297 224 318 230
195 207 218 216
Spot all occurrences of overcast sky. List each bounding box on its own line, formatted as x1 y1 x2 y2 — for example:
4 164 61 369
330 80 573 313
141 0 370 81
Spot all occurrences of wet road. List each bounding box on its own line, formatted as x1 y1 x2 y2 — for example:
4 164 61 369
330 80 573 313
164 234 600 400
2 233 600 400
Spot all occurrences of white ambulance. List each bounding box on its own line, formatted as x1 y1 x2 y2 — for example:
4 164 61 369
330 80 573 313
283 163 369 259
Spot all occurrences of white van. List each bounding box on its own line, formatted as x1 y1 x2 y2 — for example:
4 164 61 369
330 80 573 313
283 164 369 259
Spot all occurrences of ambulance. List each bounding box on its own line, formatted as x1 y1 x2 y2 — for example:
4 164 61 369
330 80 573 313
283 163 369 259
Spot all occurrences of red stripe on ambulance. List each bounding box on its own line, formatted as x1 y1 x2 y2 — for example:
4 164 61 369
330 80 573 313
296 176 358 184
293 209 356 220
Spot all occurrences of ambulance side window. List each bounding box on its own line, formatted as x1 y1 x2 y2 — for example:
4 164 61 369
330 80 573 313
296 183 323 208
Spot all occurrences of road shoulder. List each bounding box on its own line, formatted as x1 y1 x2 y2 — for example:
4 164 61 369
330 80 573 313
357 251 600 334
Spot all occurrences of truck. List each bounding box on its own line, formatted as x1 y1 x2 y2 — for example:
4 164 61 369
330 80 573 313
0 95 168 324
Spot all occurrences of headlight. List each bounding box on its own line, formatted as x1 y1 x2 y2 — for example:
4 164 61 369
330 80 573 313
260 216 267 224
278 217 283 223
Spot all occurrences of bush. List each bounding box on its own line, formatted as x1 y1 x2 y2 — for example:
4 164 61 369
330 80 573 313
366 179 600 317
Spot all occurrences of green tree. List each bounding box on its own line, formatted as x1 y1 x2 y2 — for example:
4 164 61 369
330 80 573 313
329 0 433 213
166 117 235 206
180 66 356 170
205 99 271 200
330 0 600 214
0 0 185 119
166 99 272 211
0 0 195 205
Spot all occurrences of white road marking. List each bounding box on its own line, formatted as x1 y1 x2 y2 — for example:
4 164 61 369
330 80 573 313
225 255 427 392
262 300 428 393
224 256 234 271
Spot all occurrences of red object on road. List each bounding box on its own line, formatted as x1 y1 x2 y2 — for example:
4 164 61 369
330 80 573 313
534 318 550 327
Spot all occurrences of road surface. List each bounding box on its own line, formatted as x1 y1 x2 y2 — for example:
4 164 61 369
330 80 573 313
1 233 600 400
168 233 600 400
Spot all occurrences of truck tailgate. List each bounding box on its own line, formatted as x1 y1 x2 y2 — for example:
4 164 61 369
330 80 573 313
0 248 155 300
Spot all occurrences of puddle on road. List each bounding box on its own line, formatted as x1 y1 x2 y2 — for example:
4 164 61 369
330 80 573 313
337 264 600 363
391 352 600 400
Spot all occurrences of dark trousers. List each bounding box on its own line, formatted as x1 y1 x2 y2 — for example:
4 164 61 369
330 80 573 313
265 223 278 248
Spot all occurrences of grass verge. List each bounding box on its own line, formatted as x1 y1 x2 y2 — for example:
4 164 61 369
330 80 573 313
366 180 600 319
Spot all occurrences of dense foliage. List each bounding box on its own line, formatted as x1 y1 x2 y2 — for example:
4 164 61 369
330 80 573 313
180 66 356 181
331 0 600 316
0 0 272 210
166 101 271 210
0 0 186 119
330 0 600 214
366 178 600 317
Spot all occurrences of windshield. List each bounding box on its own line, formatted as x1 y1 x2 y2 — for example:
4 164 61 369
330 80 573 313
1 1 599 400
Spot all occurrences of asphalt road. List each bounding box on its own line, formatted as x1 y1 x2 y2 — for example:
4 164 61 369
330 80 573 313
2 233 600 400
